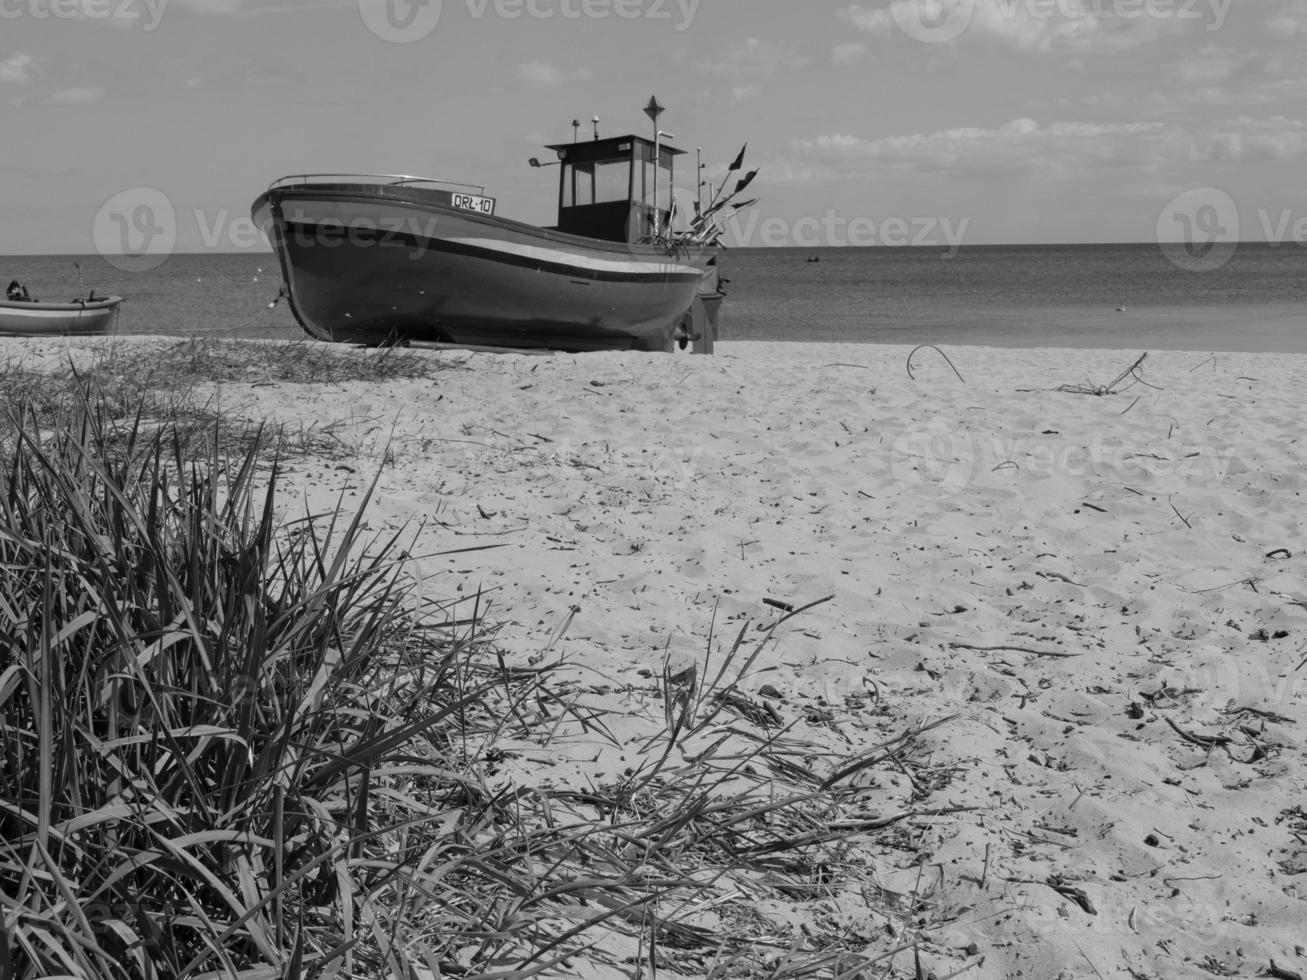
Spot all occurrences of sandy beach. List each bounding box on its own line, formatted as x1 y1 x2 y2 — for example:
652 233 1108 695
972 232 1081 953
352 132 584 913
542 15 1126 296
11 337 1306 979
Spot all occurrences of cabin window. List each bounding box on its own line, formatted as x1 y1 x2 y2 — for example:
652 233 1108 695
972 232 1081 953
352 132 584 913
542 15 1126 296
563 158 632 208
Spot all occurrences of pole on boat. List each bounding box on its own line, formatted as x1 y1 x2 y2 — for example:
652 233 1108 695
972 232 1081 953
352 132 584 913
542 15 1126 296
572 118 580 143
644 95 665 237
696 146 702 214
657 131 675 234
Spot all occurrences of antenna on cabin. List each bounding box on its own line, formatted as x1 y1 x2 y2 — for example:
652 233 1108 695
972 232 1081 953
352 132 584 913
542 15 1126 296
643 95 664 129
644 97 665 232
572 119 580 143
644 95 666 235
592 115 599 141
696 146 703 213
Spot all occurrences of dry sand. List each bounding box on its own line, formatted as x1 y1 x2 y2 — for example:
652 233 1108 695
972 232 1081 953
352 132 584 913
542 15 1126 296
14 338 1307 979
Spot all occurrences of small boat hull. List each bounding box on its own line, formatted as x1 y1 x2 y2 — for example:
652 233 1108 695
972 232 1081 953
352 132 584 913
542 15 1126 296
0 297 123 337
252 182 716 352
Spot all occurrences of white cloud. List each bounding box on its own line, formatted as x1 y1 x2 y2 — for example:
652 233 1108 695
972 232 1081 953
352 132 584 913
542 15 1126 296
46 87 104 103
1166 44 1243 86
970 0 1178 53
706 37 808 79
164 0 335 12
1159 48 1307 108
832 42 868 65
521 61 566 87
783 115 1307 184
165 0 249 9
791 117 1156 179
519 61 592 88
1266 0 1307 36
0 53 39 85
732 84 762 102
839 4 893 35
1204 115 1307 160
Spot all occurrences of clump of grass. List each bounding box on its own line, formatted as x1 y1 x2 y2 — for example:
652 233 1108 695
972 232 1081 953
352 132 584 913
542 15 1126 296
1 389 965 980
0 338 451 464
0 393 496 978
78 336 445 389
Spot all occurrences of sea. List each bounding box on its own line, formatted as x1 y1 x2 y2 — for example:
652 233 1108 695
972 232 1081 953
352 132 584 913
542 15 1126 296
4 243 1305 353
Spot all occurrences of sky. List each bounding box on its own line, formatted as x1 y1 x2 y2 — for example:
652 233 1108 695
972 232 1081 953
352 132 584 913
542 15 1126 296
2 0 1307 255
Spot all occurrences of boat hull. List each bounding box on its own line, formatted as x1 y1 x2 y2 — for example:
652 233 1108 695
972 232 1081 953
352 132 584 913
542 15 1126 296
0 297 122 337
252 183 716 352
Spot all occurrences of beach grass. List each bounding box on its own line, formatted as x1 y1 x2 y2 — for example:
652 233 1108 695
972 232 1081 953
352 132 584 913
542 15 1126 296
0 337 445 463
0 339 956 979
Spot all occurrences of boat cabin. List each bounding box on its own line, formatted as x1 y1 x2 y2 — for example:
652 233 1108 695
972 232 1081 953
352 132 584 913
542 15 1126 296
545 134 684 244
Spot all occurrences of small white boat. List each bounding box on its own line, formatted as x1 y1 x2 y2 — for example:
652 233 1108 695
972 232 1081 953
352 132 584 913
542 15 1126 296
0 294 123 337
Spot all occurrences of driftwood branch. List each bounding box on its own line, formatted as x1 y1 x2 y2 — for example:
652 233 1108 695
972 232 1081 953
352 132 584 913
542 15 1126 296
948 642 1081 658
1059 352 1151 396
907 345 965 383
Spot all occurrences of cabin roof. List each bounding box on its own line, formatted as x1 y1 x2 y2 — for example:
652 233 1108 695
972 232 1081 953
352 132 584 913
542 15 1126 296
545 134 686 160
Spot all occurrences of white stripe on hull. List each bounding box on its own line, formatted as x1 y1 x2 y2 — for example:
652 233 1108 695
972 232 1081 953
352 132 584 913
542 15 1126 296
267 194 706 277
0 307 112 319
447 237 701 277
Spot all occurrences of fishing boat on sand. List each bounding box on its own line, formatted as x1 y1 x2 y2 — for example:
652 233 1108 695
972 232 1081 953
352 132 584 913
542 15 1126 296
1 282 123 338
252 98 756 353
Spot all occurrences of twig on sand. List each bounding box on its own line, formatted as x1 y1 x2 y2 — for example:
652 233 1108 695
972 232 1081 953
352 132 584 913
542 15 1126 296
1164 717 1231 747
1223 705 1294 725
1072 938 1108 979
1267 960 1304 980
1003 876 1097 915
907 345 966 383
936 958 988 980
948 642 1081 658
1058 352 1152 396
822 714 959 789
